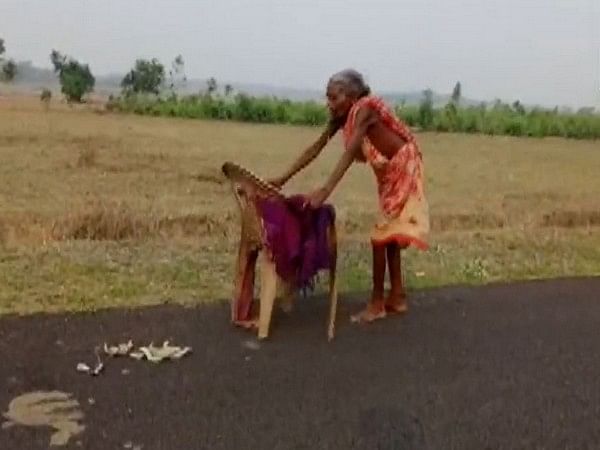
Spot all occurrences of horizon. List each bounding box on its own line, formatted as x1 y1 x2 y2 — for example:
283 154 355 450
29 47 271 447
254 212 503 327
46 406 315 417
1 0 599 109
6 59 595 110
6 61 594 111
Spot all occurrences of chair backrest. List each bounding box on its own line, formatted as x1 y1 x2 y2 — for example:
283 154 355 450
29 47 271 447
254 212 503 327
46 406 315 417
221 161 283 249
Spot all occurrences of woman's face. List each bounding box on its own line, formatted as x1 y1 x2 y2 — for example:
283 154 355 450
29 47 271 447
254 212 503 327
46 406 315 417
326 81 354 119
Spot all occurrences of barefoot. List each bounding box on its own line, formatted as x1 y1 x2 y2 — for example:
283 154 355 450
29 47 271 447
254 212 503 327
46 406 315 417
350 301 386 324
385 292 408 315
385 300 408 314
233 318 258 330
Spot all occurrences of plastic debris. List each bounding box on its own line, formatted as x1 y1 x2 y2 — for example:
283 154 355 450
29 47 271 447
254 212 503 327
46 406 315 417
103 340 134 357
76 347 104 376
76 340 191 375
130 341 192 363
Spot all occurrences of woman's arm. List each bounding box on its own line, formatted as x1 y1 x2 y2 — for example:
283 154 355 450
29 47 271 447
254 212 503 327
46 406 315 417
270 121 339 187
306 106 376 207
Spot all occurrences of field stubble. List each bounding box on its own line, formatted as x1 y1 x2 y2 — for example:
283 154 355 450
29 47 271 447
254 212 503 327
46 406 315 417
1 97 599 314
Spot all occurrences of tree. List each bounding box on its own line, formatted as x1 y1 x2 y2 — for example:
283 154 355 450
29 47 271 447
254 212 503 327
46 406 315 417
206 77 217 95
121 58 165 95
418 89 434 129
0 38 18 82
224 83 233 96
451 81 462 105
512 100 526 115
50 50 65 69
2 60 17 81
443 81 463 130
168 55 186 92
50 50 95 103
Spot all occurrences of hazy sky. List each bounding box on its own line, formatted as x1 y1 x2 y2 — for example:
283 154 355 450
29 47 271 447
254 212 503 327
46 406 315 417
1 0 598 107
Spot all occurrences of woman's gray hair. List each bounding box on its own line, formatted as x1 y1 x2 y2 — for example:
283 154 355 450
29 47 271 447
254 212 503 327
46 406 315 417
328 69 371 98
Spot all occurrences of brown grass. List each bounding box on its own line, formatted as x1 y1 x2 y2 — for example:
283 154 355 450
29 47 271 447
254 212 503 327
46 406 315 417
0 94 599 315
76 146 98 168
50 200 158 241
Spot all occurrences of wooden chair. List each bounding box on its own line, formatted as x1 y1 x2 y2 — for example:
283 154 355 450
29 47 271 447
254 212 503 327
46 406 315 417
221 161 338 341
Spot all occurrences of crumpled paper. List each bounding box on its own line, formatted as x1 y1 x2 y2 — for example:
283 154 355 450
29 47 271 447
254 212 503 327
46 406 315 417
76 340 191 375
103 340 134 357
129 341 192 363
76 347 104 376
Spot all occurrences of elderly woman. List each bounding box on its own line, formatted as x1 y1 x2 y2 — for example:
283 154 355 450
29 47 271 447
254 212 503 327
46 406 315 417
270 69 430 323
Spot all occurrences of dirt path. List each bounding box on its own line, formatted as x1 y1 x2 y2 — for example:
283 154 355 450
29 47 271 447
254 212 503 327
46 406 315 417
1 277 599 449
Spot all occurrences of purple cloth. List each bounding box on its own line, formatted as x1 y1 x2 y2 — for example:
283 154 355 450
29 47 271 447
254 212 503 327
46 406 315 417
257 195 335 289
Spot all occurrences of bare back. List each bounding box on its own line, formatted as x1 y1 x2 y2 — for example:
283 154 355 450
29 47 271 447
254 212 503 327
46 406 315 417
343 96 416 163
366 119 407 161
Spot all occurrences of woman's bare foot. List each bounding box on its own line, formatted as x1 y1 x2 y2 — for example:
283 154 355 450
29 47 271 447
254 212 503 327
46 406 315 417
385 297 408 314
351 300 386 324
385 290 408 315
233 318 258 330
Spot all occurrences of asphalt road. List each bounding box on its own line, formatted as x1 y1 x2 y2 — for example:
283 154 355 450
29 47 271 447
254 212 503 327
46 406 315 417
1 277 599 449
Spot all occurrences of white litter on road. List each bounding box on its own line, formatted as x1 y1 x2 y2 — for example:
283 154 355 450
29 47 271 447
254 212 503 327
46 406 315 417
76 340 191 375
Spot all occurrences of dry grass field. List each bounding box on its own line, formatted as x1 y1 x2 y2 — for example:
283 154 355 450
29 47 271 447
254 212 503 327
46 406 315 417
1 96 599 315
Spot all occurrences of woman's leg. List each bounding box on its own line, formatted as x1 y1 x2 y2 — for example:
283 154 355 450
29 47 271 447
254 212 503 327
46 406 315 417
385 243 408 314
351 244 387 323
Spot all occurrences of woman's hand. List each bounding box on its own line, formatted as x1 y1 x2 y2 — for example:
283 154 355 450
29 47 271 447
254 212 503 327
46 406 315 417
304 187 330 209
267 175 287 189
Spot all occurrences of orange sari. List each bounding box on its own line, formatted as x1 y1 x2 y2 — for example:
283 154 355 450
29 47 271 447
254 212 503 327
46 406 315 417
343 96 429 250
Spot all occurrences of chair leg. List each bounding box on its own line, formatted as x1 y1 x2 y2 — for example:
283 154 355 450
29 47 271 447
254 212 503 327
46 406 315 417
327 224 339 341
231 237 258 324
258 250 278 340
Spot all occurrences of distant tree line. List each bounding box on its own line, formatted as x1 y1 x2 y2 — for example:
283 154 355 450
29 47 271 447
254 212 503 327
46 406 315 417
2 39 599 140
110 76 600 140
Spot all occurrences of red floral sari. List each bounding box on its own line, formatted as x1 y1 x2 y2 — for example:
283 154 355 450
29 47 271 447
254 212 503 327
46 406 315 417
343 96 430 249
